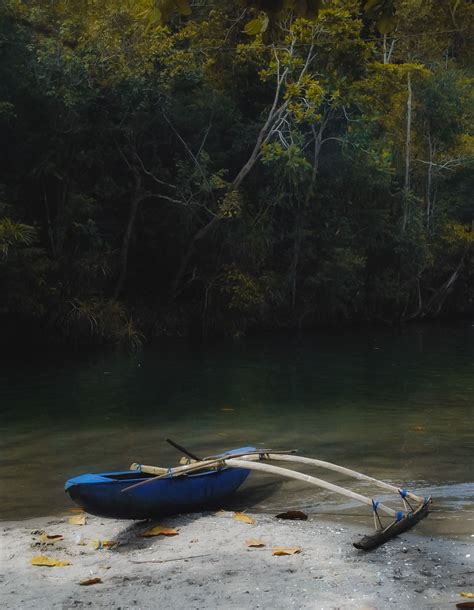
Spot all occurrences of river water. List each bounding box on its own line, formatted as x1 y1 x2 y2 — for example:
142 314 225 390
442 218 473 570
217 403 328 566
1 325 473 538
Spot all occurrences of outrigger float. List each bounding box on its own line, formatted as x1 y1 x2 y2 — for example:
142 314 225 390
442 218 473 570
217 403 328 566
65 440 431 551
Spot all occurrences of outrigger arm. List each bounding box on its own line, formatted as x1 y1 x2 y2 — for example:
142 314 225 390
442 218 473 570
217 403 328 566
247 452 423 503
128 450 431 550
216 457 398 517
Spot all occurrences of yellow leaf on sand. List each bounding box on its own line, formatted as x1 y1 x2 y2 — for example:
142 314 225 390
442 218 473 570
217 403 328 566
68 514 86 526
68 507 85 513
93 539 117 549
141 526 179 537
39 533 64 544
79 577 102 586
272 546 302 556
31 555 71 567
245 538 265 548
461 594 474 599
234 512 255 525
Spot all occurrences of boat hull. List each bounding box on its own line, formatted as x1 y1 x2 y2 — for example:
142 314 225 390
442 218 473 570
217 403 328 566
65 447 253 520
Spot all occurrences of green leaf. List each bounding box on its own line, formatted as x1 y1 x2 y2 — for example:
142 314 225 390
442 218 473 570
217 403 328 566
0 219 36 256
244 14 269 36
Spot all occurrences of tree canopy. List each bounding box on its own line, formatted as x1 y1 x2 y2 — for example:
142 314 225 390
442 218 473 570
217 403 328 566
0 0 473 347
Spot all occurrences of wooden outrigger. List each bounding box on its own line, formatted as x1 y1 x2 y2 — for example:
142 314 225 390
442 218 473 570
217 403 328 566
127 447 432 551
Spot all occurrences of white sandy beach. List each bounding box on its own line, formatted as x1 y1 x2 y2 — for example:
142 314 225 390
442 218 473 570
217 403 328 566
1 510 473 609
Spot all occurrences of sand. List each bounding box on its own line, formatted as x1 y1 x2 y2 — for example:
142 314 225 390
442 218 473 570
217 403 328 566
1 510 473 609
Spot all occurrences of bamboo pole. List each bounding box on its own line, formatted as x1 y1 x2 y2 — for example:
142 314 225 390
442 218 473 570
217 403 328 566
128 449 296 479
217 458 397 517
130 462 167 474
125 457 397 517
126 454 253 490
262 454 423 503
131 451 422 503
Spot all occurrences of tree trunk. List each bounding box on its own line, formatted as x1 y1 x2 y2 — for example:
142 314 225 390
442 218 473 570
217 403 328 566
426 131 434 230
114 192 142 299
289 209 302 311
170 216 219 299
170 96 290 299
169 38 319 301
402 73 412 232
43 188 56 258
422 257 464 317
382 33 396 64
286 112 331 315
408 257 465 320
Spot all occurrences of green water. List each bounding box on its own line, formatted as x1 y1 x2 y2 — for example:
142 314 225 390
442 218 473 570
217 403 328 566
1 325 473 537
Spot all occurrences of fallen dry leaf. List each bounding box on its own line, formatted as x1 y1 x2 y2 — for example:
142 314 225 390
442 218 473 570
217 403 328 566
68 514 86 526
456 603 474 609
31 555 71 567
233 512 255 525
68 507 84 513
461 594 474 599
275 510 308 521
141 526 179 537
272 546 302 556
39 533 64 544
79 577 102 586
93 539 117 549
245 538 265 548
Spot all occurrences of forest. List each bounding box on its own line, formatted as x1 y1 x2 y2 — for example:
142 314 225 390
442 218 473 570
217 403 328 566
0 0 473 348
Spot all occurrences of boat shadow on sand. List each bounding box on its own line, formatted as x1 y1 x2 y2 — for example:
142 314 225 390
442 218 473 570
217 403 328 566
109 479 283 553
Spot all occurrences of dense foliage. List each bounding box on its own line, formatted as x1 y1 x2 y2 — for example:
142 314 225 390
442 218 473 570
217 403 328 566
0 0 473 347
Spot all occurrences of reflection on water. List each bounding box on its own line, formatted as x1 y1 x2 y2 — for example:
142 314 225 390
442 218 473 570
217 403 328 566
1 325 473 537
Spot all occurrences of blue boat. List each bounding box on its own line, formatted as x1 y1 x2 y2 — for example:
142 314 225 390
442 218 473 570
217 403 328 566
64 447 253 520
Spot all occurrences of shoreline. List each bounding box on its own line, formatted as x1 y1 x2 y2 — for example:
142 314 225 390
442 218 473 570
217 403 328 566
1 511 472 609
2 318 473 354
